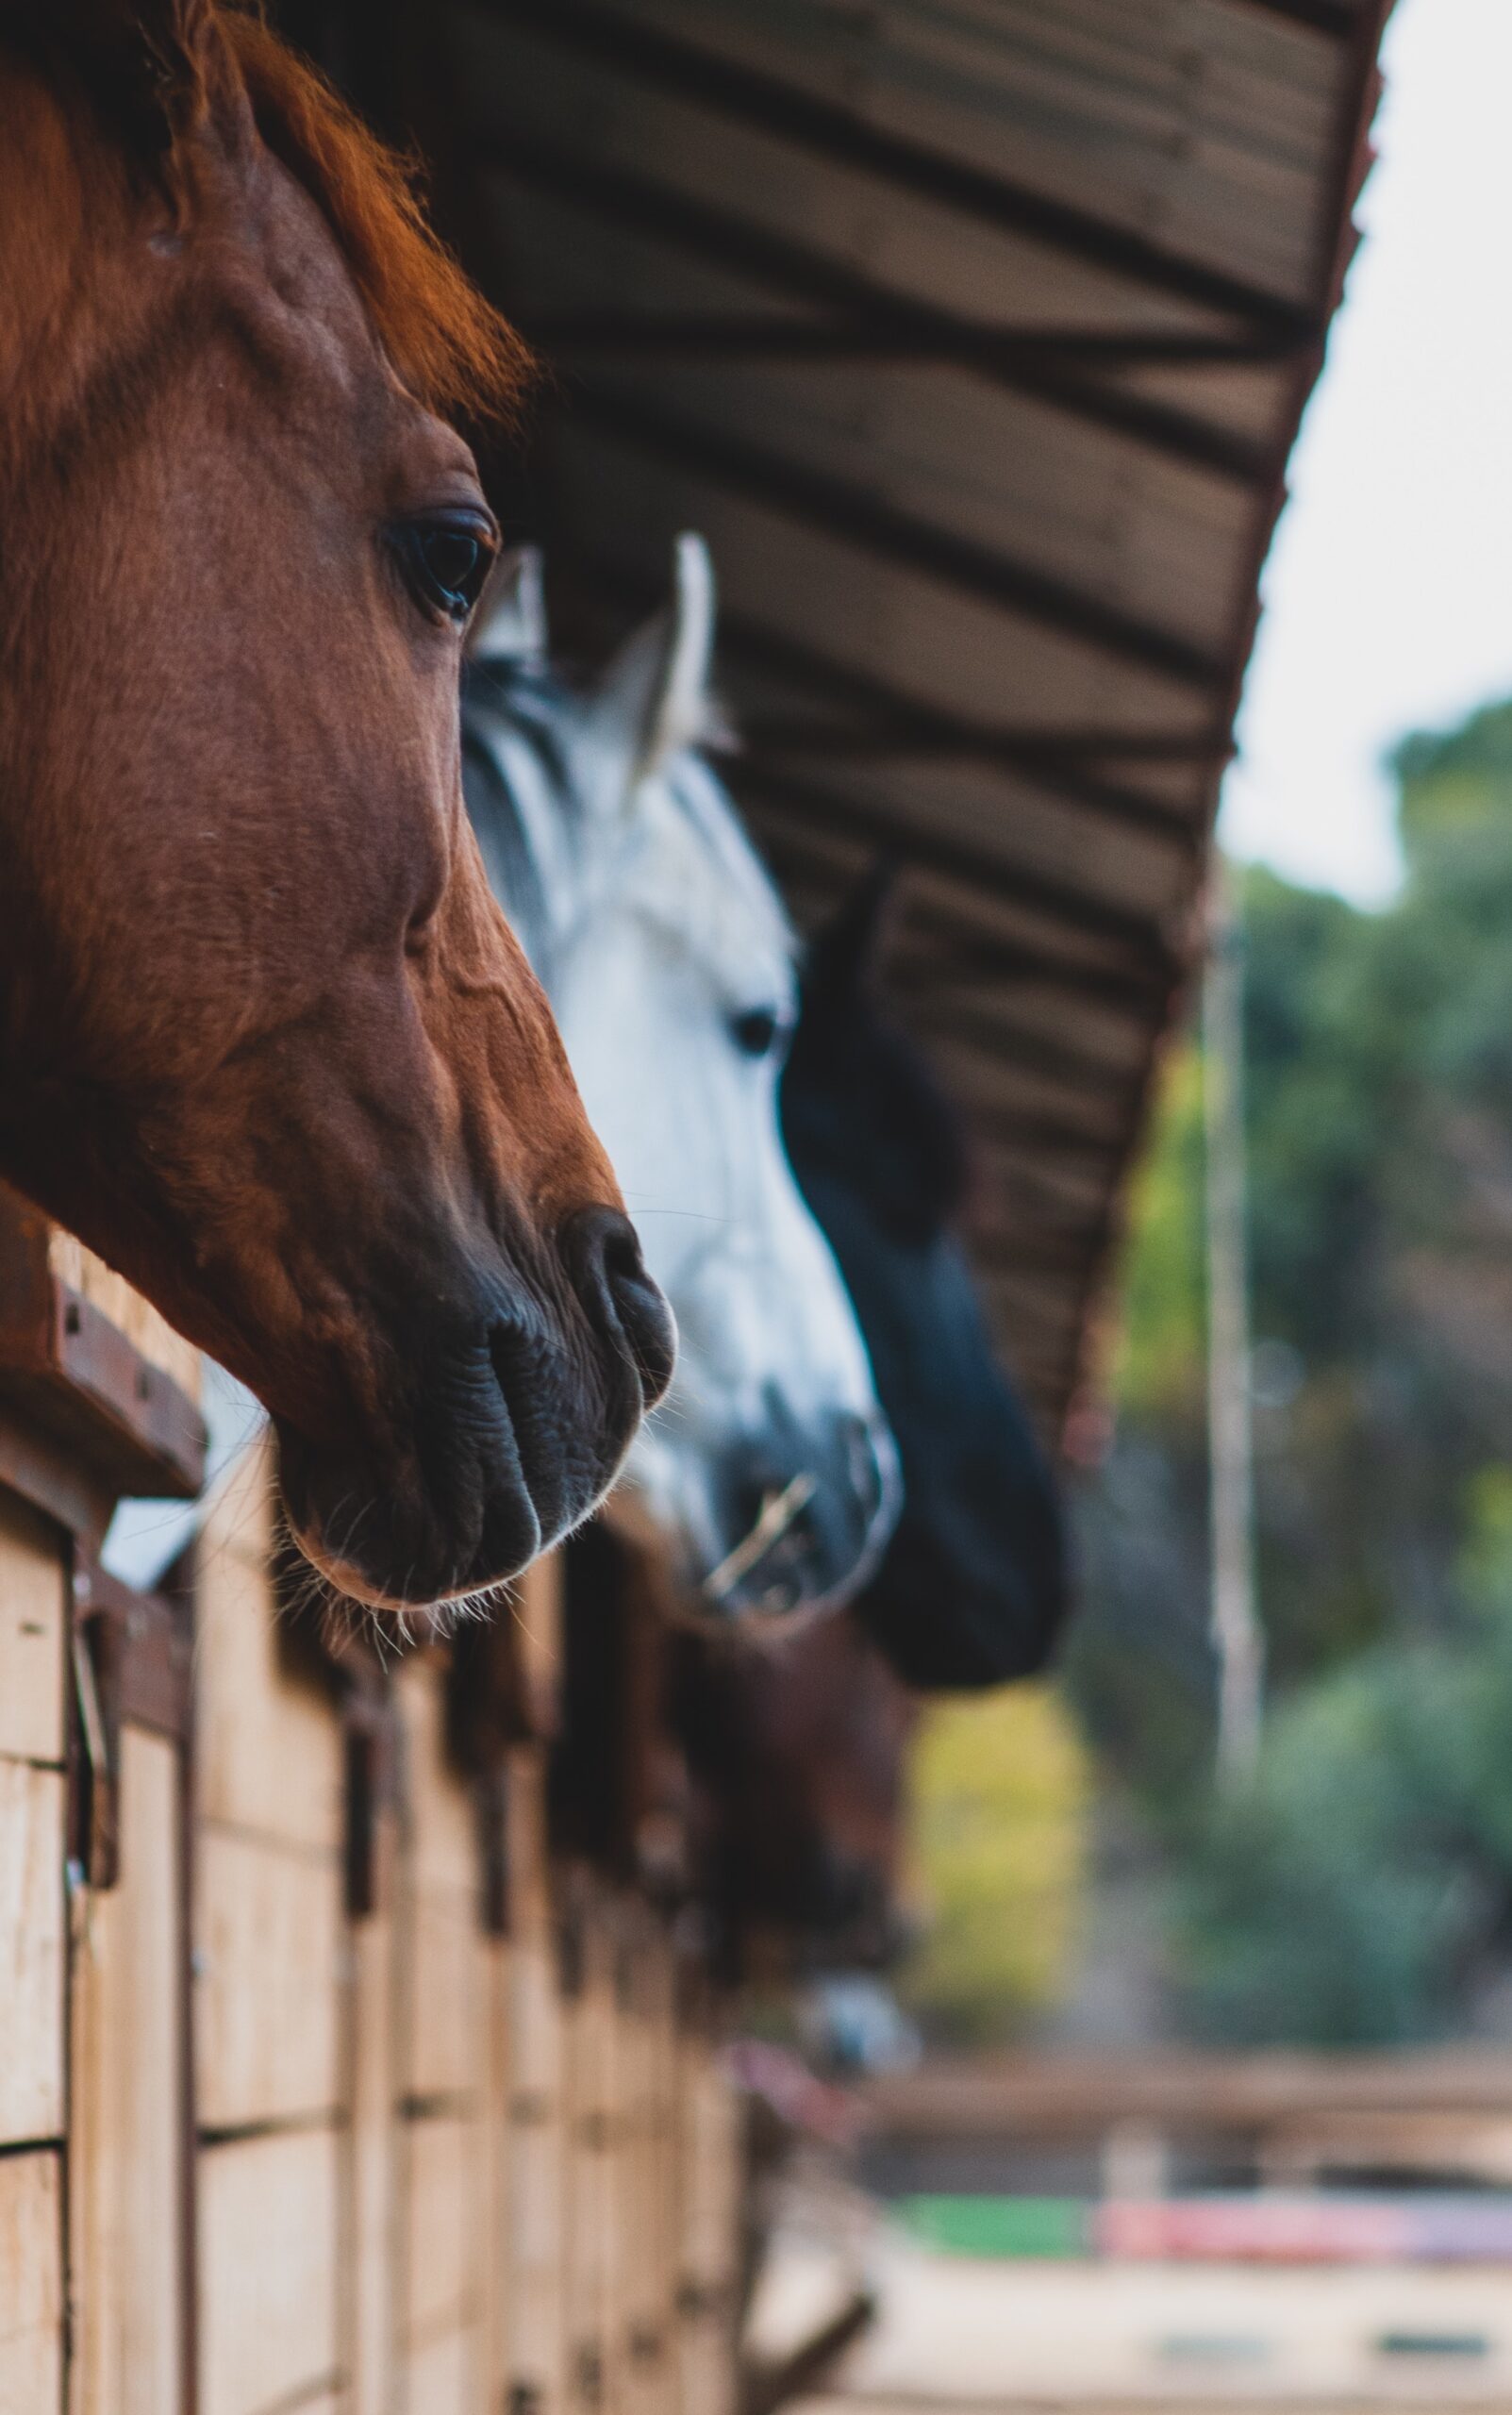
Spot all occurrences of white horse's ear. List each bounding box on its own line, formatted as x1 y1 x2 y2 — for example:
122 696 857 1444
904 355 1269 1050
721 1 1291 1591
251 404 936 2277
468 546 548 667
590 531 719 789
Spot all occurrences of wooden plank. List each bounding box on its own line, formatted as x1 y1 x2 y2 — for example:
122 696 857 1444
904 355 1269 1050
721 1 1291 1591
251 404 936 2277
401 2115 483 2349
195 1828 343 2133
197 2127 341 2415
342 1900 398 2415
504 1755 567 2415
46 1229 201 1401
0 1758 65 2145
623 1925 677 2415
394 1653 476 1892
0 1488 65 1767
194 1439 342 1855
675 2030 740 2415
395 2323 482 2413
562 1887 619 2415
0 1194 205 1501
406 1886 485 2103
0 2149 63 2412
70 1727 185 2415
481 1937 512 2412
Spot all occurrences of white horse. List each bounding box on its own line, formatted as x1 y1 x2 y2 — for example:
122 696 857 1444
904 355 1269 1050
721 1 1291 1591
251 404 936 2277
462 536 898 1622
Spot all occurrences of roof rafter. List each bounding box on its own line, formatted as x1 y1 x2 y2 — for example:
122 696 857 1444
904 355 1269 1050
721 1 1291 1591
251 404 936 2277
737 761 1184 964
904 995 1145 1097
742 718 1231 769
479 0 1321 338
764 841 1173 1015
1234 0 1358 35
484 136 1280 487
714 615 1216 840
525 311 1306 375
566 386 1230 691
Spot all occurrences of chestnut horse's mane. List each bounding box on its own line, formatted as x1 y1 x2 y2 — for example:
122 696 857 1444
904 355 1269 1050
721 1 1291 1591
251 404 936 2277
3 3 534 427
224 13 535 424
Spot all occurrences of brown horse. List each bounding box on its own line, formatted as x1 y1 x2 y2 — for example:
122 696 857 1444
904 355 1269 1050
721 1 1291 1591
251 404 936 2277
674 1613 918 1975
0 3 674 1607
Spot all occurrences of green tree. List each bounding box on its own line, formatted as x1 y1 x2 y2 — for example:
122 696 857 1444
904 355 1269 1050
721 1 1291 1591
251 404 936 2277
1064 688 1512 2040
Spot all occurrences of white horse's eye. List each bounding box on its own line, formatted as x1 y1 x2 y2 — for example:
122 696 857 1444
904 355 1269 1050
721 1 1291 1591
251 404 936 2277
730 1007 782 1058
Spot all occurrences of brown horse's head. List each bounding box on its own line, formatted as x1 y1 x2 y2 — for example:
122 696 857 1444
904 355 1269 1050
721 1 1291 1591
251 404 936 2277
0 3 674 1607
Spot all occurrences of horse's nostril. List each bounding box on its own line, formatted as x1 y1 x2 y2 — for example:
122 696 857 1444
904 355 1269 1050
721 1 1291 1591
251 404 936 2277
568 1207 677 1407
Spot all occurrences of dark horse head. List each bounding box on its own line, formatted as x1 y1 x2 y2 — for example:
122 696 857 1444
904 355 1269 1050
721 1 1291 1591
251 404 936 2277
780 870 1069 1688
674 1610 916 1975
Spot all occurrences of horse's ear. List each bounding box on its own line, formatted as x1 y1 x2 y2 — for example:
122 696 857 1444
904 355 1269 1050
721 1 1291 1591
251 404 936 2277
69 0 254 199
589 531 720 791
468 547 548 669
806 860 901 1000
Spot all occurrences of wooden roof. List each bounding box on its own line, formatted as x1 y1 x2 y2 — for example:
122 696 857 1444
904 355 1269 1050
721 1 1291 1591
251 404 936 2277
289 0 1392 1435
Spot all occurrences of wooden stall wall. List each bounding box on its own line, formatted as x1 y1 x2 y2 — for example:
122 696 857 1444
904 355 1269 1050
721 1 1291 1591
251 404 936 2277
0 1483 69 2411
0 1195 743 2415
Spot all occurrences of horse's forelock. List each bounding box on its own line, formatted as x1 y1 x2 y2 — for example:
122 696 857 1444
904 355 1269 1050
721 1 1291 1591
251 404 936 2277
222 15 535 425
0 8 534 432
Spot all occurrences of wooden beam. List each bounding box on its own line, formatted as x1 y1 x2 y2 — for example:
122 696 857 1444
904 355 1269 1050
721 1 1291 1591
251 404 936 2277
481 0 1319 338
527 312 1307 373
526 547 1220 844
738 713 1234 773
487 139 1279 486
568 387 1229 692
768 843 1171 1017
904 993 1145 1097
737 761 1184 961
1235 0 1358 34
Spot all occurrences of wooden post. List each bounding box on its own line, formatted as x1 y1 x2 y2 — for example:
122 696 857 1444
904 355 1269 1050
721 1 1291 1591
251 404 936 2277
0 1487 69 2412
1204 865 1264 1786
506 1748 569 2415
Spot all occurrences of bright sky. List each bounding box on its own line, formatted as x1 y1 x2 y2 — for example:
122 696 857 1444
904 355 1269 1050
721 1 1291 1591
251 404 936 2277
1219 0 1512 904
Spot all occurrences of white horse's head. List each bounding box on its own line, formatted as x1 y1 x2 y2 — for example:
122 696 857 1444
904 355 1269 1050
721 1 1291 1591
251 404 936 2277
462 536 899 1622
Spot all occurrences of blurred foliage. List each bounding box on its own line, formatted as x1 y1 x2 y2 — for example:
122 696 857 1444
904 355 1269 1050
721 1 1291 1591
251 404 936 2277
1065 691 1512 2042
1181 1475 1512 2043
905 1686 1089 2040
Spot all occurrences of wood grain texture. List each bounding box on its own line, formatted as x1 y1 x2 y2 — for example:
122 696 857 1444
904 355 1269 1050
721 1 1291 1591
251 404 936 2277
396 2322 481 2414
194 1440 342 1855
481 1939 512 2411
563 1899 619 2415
195 1827 343 2133
70 1728 185 2415
46 1231 201 1399
0 1489 65 1768
622 1925 677 2415
342 1901 398 2415
0 1758 65 2145
0 2150 63 2413
405 1886 485 2103
197 2126 341 2415
675 2031 741 2415
400 2115 483 2349
395 1654 475 1892
505 1912 568 2410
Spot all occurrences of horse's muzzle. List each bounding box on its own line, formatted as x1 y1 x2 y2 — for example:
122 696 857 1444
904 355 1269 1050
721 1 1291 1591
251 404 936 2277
696 1403 900 1624
274 1209 675 1611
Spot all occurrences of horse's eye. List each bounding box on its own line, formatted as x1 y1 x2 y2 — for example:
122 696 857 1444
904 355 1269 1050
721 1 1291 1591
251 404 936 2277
390 514 495 625
731 1007 782 1058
